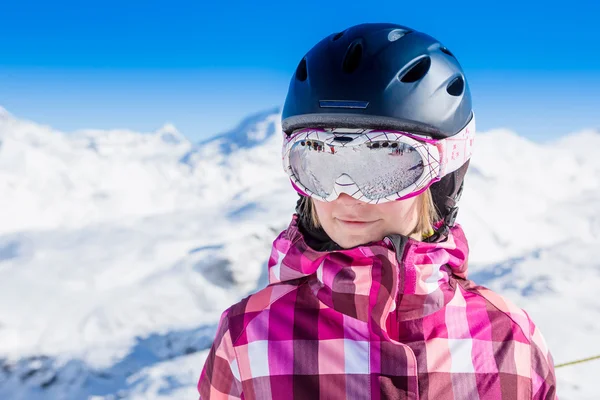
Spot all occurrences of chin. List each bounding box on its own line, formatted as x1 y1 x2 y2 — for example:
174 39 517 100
336 234 379 249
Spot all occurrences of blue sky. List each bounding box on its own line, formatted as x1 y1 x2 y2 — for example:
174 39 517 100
1 0 598 142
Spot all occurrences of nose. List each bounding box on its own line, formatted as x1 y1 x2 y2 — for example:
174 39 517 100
335 193 365 206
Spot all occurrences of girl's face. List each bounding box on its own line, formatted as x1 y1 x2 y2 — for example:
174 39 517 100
313 193 421 249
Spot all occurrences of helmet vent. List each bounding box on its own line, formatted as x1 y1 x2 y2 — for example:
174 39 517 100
440 47 455 59
342 41 363 74
400 56 431 83
296 58 308 82
388 29 409 42
332 31 345 41
447 76 465 96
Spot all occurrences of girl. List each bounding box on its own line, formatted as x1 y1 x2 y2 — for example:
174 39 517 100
198 23 557 399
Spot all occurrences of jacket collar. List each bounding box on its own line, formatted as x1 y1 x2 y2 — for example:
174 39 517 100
268 215 469 329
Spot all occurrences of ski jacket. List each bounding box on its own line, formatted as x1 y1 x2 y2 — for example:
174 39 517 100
199 215 557 399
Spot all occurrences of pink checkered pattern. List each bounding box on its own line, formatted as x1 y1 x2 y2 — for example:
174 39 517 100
198 215 557 399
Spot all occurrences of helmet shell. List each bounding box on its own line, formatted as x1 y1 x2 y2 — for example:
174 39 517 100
282 23 472 139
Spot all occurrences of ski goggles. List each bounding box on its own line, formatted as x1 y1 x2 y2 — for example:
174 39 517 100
282 116 475 204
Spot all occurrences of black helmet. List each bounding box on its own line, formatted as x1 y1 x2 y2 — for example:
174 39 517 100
282 23 474 240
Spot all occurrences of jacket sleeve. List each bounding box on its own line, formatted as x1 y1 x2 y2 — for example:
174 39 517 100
198 309 243 399
528 314 558 399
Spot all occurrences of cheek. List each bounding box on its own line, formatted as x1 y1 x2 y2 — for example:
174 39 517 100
382 199 419 222
313 200 334 222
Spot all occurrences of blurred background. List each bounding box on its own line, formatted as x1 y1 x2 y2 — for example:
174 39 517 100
1 1 599 399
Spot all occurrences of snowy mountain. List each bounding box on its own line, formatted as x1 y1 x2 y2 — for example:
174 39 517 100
0 106 598 399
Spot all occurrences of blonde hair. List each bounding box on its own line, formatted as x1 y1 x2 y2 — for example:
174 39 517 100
301 189 440 241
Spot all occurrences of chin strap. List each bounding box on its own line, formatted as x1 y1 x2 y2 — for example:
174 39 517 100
425 160 470 243
425 182 463 243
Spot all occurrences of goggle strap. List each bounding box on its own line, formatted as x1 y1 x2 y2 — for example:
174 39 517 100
438 116 476 177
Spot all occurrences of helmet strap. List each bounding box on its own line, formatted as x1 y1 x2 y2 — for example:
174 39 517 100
426 160 470 242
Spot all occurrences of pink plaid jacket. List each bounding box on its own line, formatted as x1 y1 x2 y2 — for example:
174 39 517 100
198 216 557 399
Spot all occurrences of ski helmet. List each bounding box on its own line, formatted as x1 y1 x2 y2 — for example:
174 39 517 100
281 23 474 240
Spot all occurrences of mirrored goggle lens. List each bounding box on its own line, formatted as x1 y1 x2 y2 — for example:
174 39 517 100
288 139 425 200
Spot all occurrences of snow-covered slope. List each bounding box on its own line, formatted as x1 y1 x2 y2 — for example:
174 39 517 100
0 106 598 399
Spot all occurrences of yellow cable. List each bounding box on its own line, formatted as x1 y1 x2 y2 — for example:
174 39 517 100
555 354 600 369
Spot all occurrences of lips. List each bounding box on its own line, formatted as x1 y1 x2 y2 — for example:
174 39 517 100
335 215 375 222
336 218 379 226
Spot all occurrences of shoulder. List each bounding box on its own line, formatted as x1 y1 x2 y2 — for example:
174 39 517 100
220 282 300 345
459 280 556 379
457 279 536 343
452 280 557 398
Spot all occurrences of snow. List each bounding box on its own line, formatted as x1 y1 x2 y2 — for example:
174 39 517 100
0 107 599 399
